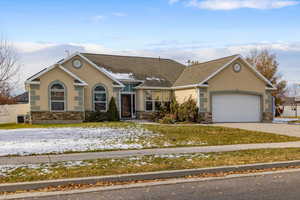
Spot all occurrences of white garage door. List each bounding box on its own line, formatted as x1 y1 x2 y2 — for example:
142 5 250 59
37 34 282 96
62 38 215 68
212 94 261 123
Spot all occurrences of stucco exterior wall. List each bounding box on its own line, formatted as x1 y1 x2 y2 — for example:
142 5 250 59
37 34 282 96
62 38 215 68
136 89 145 111
174 88 198 104
37 67 78 111
0 104 30 123
206 58 267 112
62 55 116 111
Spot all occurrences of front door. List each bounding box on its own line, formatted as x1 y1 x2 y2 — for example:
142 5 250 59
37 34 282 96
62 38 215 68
121 94 132 118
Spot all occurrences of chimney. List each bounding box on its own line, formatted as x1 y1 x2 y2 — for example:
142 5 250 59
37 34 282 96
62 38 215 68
65 50 70 57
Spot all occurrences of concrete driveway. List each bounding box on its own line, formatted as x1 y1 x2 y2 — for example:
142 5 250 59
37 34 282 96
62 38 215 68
213 123 300 137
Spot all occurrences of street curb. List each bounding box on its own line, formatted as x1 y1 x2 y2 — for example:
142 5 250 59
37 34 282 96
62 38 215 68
1 160 300 193
4 169 300 200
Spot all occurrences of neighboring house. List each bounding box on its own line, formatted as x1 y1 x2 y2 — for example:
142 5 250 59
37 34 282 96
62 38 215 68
0 93 29 124
0 104 30 124
281 96 300 117
25 53 276 124
14 92 29 104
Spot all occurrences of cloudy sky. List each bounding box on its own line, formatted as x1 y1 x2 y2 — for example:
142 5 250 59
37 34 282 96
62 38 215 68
1 0 300 93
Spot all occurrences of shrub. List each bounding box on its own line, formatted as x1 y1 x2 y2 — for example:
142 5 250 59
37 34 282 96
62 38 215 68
170 95 179 120
107 97 120 121
85 111 108 122
152 95 200 124
151 102 170 122
177 97 199 122
159 114 176 124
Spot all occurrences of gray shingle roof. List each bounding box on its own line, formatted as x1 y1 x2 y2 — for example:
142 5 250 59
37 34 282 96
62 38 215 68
173 55 238 87
81 53 186 87
26 53 242 89
14 92 29 103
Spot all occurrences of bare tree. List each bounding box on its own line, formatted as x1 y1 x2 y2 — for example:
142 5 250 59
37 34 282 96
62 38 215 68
246 49 287 115
0 39 19 103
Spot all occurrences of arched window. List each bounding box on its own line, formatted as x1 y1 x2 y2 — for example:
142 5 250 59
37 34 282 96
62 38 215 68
50 82 65 111
93 85 107 111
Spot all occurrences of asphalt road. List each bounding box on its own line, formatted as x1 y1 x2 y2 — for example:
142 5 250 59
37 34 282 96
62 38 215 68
9 170 300 200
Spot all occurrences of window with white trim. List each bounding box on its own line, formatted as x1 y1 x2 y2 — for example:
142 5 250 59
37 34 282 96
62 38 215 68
145 90 171 112
50 83 65 111
93 85 107 111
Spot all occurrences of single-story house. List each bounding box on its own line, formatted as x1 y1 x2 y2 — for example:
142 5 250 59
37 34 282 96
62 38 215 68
25 53 276 124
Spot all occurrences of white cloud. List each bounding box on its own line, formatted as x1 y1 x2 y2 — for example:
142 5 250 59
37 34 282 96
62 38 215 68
172 0 299 10
13 42 57 53
68 43 112 53
112 12 128 17
91 15 105 22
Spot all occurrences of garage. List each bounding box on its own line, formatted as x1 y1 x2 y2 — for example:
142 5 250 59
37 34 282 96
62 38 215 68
212 94 261 123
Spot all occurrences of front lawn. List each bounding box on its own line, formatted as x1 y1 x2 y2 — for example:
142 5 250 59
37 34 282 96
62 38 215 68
2 148 300 183
0 122 299 156
143 124 300 146
0 122 133 129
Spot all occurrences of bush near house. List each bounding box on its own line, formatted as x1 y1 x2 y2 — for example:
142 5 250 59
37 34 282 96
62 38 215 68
85 111 108 122
85 97 120 122
177 97 199 122
107 97 120 121
153 96 199 124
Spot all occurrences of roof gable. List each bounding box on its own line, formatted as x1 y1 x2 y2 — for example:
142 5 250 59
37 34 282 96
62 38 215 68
58 53 124 87
25 64 87 86
173 55 238 87
173 55 275 89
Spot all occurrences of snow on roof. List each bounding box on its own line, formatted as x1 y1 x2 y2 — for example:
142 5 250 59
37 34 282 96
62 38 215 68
145 77 165 82
100 67 136 80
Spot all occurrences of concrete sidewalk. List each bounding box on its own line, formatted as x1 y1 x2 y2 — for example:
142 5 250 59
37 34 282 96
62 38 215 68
2 141 300 165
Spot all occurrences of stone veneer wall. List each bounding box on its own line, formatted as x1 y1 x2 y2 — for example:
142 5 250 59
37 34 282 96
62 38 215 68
198 88 212 123
263 91 274 122
31 111 84 124
262 112 273 122
136 111 153 120
199 112 213 124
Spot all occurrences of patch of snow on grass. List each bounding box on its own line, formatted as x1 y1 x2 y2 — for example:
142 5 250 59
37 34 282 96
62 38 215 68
0 160 92 177
0 164 44 177
154 153 210 159
0 127 156 156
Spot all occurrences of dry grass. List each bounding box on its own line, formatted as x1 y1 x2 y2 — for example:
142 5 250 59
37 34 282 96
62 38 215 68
0 122 134 129
2 148 300 183
144 124 300 147
0 123 299 152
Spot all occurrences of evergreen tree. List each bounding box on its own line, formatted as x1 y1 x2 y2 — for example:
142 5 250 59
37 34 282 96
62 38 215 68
107 97 120 121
